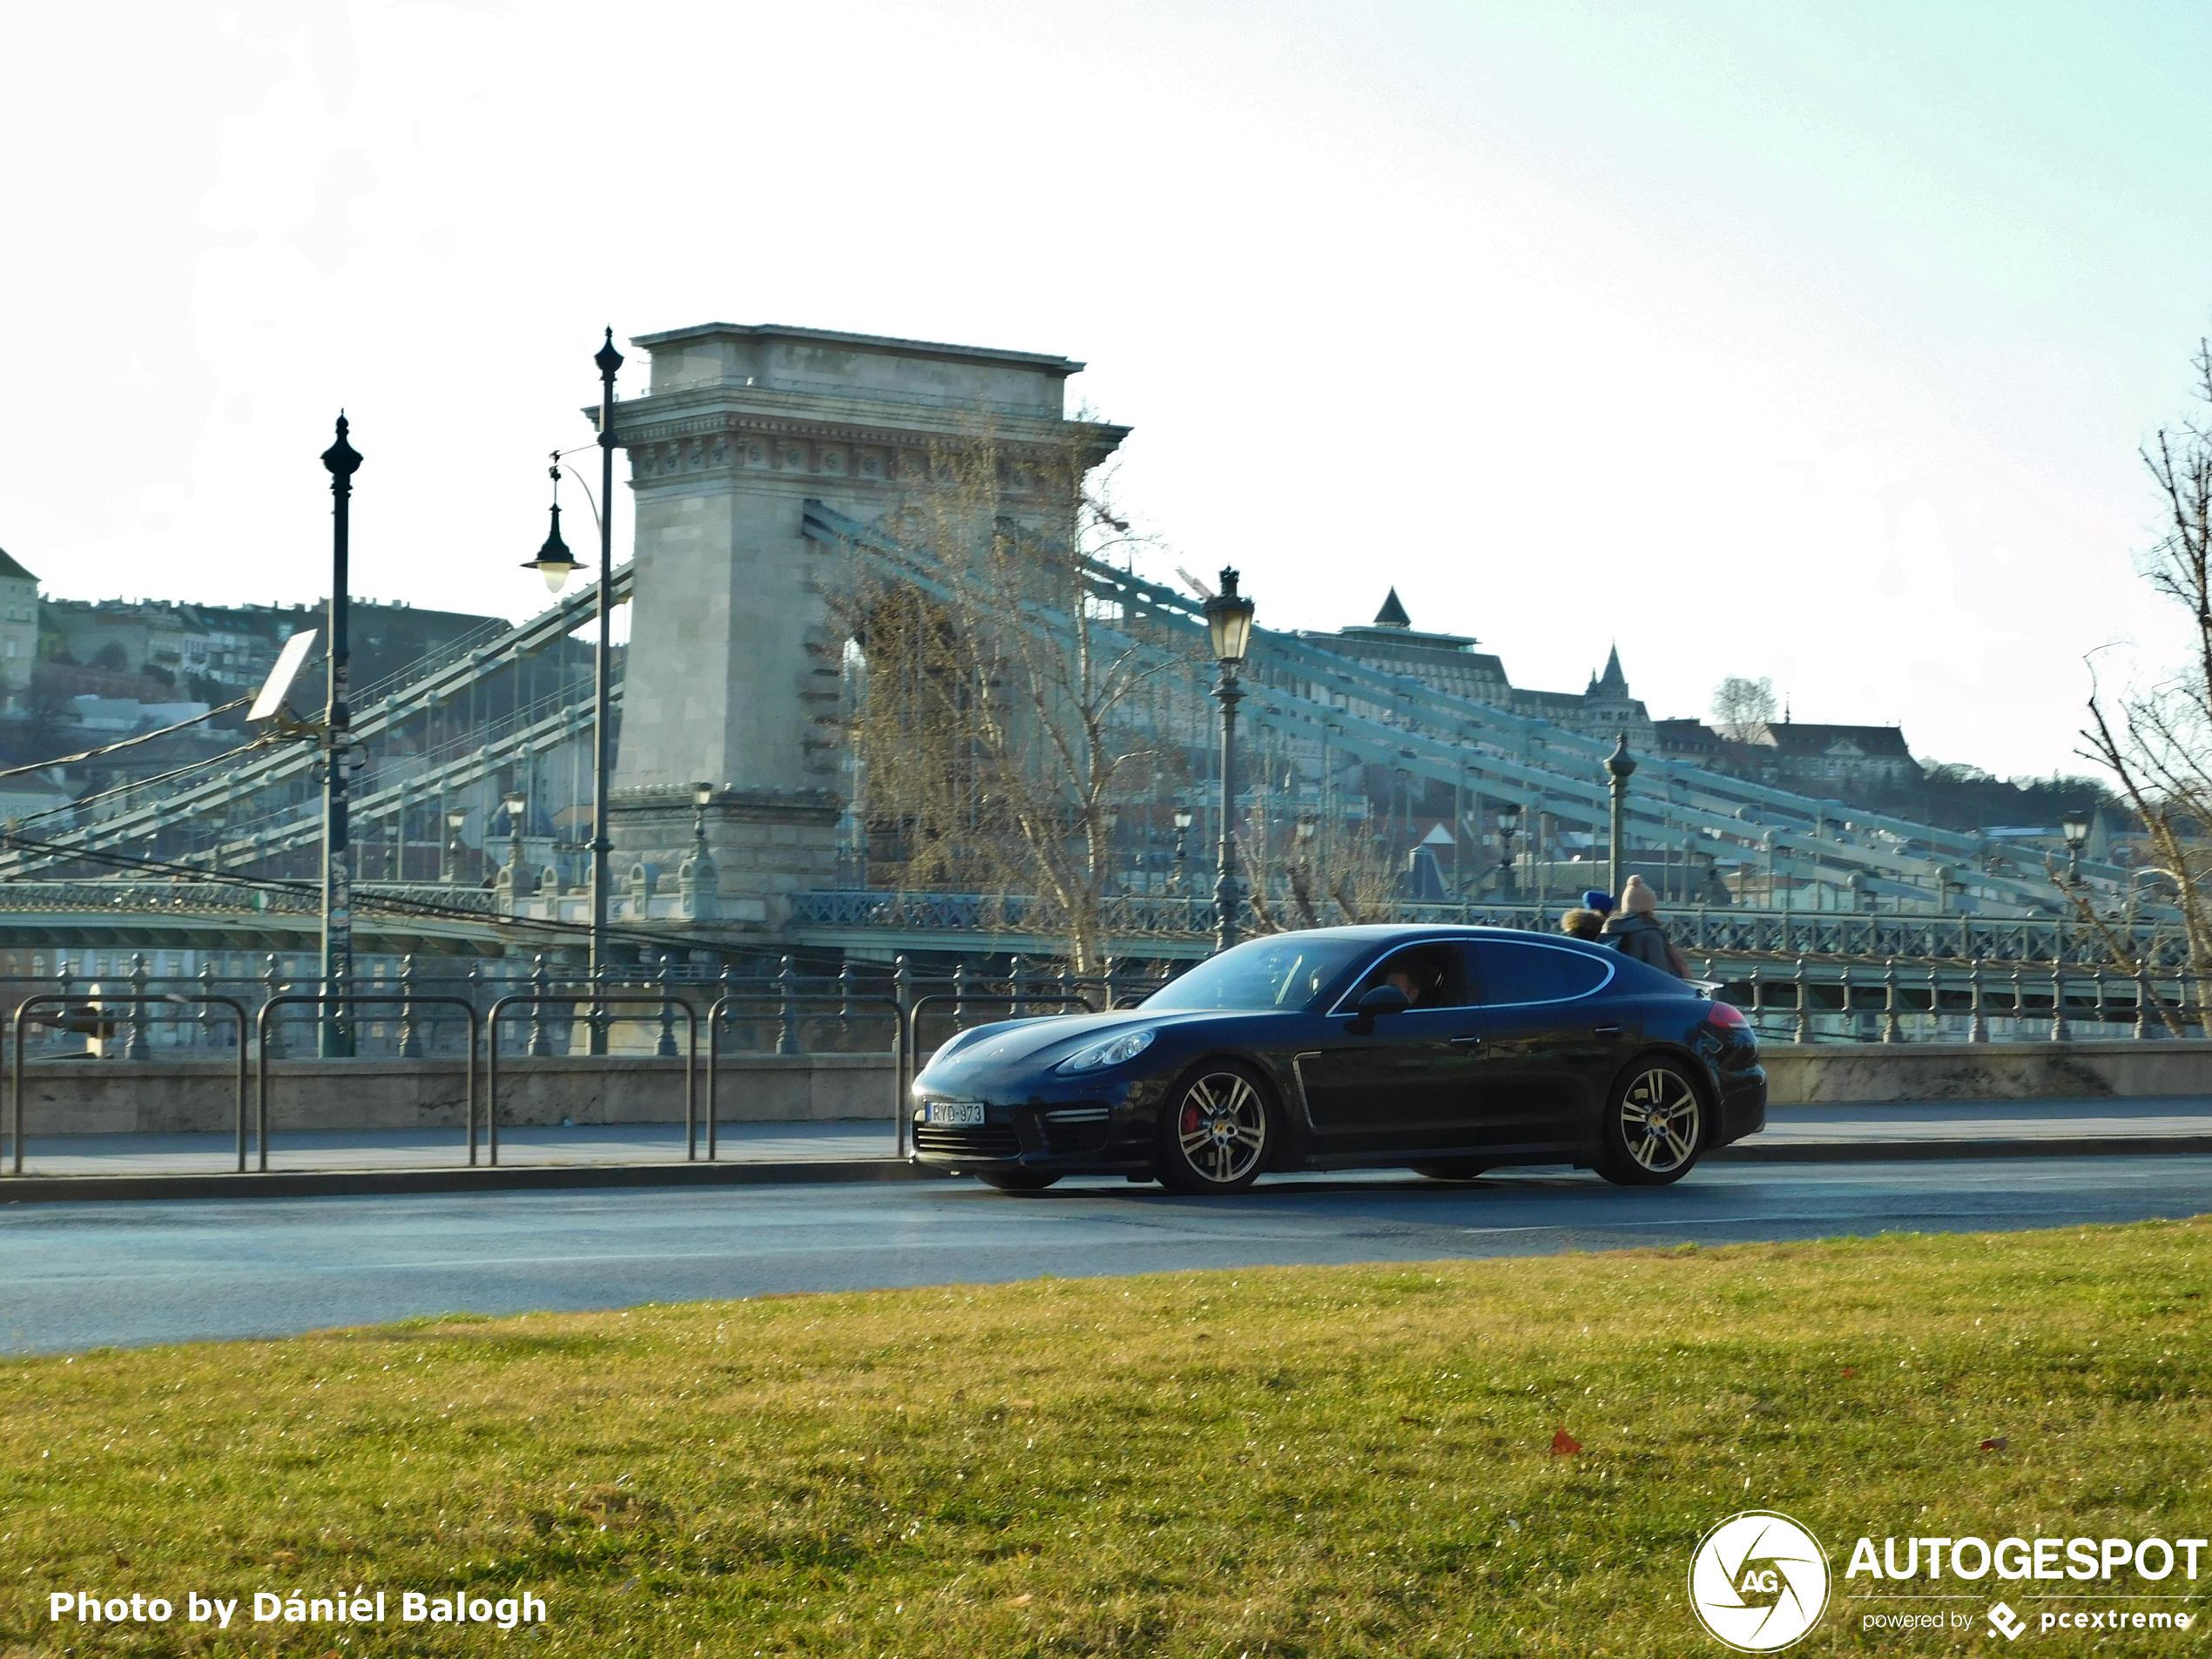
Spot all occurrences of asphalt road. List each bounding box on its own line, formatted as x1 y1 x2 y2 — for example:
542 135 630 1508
5 1156 2209 1354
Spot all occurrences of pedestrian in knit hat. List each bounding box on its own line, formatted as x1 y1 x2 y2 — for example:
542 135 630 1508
1602 875 1689 977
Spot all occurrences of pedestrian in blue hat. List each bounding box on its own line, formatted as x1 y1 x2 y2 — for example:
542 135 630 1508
1561 888 1615 941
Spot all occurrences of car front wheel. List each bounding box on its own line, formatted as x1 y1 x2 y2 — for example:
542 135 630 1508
1598 1060 1705 1186
1157 1062 1274 1195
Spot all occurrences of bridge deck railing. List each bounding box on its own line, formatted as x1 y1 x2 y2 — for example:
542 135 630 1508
786 891 2186 969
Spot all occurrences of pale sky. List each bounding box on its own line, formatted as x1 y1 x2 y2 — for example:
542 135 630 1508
5 0 2209 779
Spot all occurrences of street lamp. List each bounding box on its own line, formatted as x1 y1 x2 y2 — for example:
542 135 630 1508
521 328 624 1050
2061 810 2091 887
1172 806 1193 893
523 462 582 592
1604 732 1636 904
680 780 718 920
318 413 361 1057
503 790 529 901
1496 800 1523 900
444 808 469 887
1201 568 1256 954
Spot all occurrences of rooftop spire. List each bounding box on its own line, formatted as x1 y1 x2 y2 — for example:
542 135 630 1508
1372 587 1411 630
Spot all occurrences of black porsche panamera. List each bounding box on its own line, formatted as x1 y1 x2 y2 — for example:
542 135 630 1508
910 925 1766 1194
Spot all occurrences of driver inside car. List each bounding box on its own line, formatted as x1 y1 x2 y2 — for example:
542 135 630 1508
1362 944 1466 1008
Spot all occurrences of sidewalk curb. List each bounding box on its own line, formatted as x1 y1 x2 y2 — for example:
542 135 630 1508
0 1158 949 1204
0 1136 2206 1202
1709 1135 2212 1163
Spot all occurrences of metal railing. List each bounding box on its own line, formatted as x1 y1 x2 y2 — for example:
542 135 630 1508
482 992 697 1166
255 994 481 1171
707 993 904 1160
1700 956 2204 1045
788 890 2191 969
6 995 250 1175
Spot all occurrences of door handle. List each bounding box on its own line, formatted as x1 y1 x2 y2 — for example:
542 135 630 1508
1592 1024 1622 1037
1449 1034 1483 1048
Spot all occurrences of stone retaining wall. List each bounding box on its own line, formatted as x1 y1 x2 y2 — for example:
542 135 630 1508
1759 1041 2209 1104
15 1055 899 1136
11 1041 2207 1135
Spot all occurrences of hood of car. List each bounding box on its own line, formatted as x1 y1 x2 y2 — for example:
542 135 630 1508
918 1008 1215 1084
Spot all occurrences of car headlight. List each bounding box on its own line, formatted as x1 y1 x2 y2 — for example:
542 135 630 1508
1055 1028 1157 1073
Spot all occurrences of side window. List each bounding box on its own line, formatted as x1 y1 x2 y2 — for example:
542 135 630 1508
1467 939 1614 1007
1351 943 1475 1010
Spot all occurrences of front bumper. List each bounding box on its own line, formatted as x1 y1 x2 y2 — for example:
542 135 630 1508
910 1076 1163 1171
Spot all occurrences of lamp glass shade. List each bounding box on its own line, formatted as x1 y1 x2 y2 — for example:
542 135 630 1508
447 810 469 830
1173 808 1194 831
503 794 526 819
1497 803 1523 831
524 499 581 592
2062 814 2089 846
692 781 714 807
1202 567 1255 664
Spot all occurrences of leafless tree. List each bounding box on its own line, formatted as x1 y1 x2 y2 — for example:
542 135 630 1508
833 418 1201 972
1710 675 1777 742
1240 808 1406 933
2078 340 2212 1022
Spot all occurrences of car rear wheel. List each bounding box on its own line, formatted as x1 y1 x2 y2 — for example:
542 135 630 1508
975 1169 1061 1192
1157 1062 1274 1195
1598 1059 1705 1186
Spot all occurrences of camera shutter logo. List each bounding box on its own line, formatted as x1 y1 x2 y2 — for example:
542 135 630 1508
1688 1511 1831 1651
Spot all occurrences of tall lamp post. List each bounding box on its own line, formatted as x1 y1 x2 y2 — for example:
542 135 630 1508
1171 807 1193 890
1605 732 1635 904
443 808 469 887
319 415 361 1057
1496 801 1522 900
1202 569 1256 954
503 791 529 902
523 329 623 1053
2061 811 2091 888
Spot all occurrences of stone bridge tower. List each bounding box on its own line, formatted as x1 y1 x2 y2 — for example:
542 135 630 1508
604 322 1126 935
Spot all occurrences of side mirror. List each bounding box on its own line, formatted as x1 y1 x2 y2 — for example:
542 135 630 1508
1355 984 1411 1016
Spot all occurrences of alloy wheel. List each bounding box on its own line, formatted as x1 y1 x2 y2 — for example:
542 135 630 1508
1174 1069 1268 1186
1619 1066 1701 1175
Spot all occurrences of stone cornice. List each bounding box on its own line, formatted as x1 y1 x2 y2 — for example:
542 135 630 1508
603 385 1130 493
631 320 1084 378
592 381 1126 454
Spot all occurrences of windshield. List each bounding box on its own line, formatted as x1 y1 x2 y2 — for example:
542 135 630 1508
1143 935 1373 1012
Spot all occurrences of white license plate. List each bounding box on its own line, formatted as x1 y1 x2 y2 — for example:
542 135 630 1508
927 1100 986 1127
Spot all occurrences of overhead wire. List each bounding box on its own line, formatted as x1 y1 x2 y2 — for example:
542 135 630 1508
0 692 263 791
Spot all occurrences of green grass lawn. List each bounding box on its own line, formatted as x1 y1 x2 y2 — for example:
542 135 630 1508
3 1217 2209 1656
